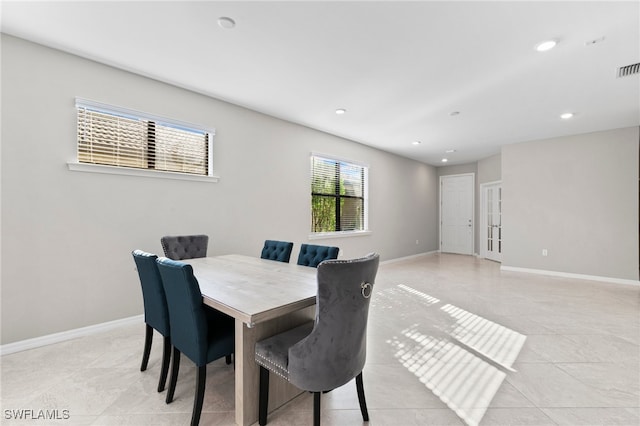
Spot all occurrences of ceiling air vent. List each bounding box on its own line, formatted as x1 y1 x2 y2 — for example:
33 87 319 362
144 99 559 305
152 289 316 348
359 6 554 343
617 62 640 78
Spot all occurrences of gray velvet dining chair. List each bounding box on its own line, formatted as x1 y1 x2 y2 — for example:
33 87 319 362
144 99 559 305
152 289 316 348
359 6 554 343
131 250 171 393
260 240 294 263
161 234 209 260
156 257 235 426
296 243 339 267
254 252 380 426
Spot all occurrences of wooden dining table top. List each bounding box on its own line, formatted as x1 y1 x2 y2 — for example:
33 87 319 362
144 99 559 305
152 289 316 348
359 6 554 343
184 254 318 327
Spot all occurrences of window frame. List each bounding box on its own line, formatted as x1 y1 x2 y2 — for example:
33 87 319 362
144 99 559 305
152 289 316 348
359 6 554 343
68 98 219 183
309 153 371 239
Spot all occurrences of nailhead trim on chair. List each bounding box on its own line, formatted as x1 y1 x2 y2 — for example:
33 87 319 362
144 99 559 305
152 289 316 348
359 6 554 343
324 253 377 265
255 353 289 380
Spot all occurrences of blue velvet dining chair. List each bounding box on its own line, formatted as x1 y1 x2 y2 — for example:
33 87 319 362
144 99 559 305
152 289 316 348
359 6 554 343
296 244 339 267
156 257 235 426
131 250 171 393
260 240 294 263
255 253 380 426
161 234 209 260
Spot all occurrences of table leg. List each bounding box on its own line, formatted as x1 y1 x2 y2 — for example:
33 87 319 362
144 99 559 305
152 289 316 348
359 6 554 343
235 306 315 426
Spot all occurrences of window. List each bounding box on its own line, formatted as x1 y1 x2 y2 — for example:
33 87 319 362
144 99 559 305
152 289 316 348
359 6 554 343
310 154 368 234
75 99 214 177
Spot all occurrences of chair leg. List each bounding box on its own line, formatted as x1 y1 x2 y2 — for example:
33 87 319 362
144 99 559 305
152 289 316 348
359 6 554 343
313 392 321 426
191 365 206 426
157 336 171 392
166 348 181 404
140 324 153 371
356 372 369 422
258 366 269 426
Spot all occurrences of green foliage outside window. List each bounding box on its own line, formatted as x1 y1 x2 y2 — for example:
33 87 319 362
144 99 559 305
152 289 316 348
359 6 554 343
311 156 365 233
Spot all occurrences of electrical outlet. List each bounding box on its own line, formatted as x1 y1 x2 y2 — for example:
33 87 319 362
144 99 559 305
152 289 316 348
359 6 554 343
415 240 419 245
542 249 548 256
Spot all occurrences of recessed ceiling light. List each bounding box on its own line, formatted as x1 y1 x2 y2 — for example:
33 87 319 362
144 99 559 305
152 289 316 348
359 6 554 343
335 108 346 115
412 141 422 145
585 36 605 46
536 40 557 52
445 149 456 153
441 158 448 163
560 112 574 119
218 17 236 29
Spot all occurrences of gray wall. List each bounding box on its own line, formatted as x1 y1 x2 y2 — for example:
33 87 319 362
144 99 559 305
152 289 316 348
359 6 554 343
502 127 639 280
437 163 478 178
478 154 501 185
1 35 438 344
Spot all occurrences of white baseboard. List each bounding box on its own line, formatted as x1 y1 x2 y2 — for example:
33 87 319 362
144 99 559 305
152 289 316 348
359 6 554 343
1 314 144 356
382 251 438 265
500 266 640 286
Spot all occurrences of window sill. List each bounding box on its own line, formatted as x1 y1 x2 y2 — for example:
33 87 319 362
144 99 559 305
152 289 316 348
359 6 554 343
67 162 220 183
308 230 372 240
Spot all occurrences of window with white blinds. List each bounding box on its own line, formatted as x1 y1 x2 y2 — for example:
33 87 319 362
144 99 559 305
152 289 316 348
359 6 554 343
76 99 213 176
310 154 368 234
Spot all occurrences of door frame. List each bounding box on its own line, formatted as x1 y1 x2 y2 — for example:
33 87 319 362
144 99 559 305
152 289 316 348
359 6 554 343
439 173 475 255
480 180 503 261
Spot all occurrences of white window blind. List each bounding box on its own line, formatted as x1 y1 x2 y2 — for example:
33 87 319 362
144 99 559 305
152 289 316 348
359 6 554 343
76 99 213 176
310 154 368 233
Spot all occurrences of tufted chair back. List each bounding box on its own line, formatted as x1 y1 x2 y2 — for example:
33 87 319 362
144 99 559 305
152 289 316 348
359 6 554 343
260 240 294 263
161 234 208 260
296 244 339 268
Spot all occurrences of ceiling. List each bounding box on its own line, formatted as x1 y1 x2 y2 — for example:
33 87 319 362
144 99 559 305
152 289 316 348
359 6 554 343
2 1 639 166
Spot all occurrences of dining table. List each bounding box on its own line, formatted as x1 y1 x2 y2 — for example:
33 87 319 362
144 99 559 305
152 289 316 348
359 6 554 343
183 254 318 426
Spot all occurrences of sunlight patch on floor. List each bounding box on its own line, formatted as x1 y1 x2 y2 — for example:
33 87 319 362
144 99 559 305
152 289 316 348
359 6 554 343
442 304 526 371
387 284 527 426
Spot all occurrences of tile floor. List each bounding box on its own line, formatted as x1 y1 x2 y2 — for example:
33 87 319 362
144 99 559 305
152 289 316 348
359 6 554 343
1 253 639 425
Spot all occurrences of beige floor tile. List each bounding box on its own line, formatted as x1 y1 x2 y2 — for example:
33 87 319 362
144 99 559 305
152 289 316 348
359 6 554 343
91 413 191 425
541 407 640 426
506 362 625 408
474 407 557 425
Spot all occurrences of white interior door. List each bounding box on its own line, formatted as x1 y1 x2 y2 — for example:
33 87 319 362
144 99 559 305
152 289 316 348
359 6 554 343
481 182 503 262
440 174 474 255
